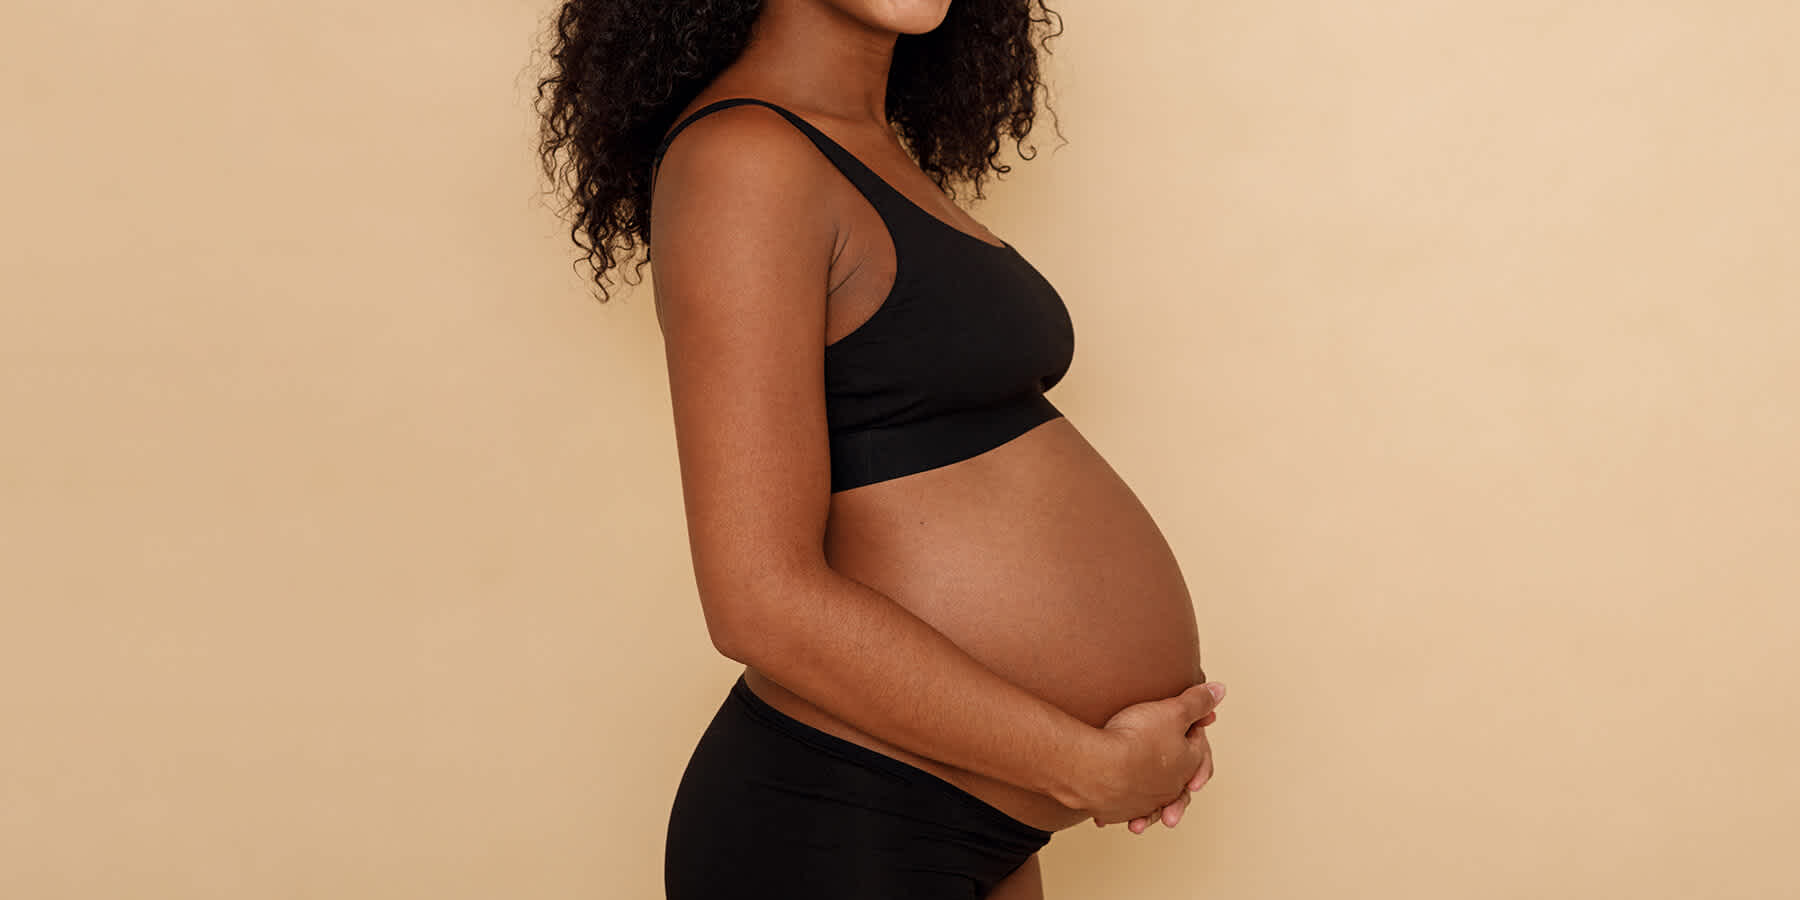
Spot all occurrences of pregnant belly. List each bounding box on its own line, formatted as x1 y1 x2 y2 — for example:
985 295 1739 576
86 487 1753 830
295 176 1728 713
743 415 1205 832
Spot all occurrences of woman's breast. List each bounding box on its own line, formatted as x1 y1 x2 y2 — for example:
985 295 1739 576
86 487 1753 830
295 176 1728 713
744 414 1204 832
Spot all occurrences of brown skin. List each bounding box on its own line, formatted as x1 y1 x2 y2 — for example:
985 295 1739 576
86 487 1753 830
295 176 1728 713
651 1 1222 890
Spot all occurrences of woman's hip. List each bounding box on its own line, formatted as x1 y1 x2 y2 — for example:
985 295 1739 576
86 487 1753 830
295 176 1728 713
664 674 1053 899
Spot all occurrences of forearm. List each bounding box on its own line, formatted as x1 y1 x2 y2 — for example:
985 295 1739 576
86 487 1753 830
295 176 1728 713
715 567 1100 809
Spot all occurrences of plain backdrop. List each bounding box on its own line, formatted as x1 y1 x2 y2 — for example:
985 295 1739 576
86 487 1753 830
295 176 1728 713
4 1 1797 898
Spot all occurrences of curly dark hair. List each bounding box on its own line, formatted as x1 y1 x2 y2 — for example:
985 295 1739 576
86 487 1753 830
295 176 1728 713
531 1 1065 303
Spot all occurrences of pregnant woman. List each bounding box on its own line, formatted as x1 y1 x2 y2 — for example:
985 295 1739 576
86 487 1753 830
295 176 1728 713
534 1 1224 896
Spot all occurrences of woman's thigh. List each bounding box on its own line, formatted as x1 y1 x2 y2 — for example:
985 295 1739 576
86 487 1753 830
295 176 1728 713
986 854 1044 900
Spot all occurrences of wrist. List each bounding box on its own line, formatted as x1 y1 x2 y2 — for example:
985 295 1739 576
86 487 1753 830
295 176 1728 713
1038 718 1112 811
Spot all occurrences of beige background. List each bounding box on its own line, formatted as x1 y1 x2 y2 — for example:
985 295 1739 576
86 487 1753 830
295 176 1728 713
4 1 1796 897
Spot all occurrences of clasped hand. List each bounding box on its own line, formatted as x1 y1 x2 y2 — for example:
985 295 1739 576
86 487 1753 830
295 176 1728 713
1082 680 1225 834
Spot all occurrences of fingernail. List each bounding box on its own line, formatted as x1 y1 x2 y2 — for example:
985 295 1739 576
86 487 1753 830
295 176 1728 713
1207 682 1226 701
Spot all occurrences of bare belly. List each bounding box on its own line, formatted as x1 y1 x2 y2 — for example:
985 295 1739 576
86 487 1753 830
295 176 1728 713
743 414 1205 832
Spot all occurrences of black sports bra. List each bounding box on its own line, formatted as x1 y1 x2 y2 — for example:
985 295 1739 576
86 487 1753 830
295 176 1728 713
652 97 1075 493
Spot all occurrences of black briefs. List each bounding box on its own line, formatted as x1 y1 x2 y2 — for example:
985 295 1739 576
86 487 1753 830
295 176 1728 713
665 674 1054 899
653 98 1078 493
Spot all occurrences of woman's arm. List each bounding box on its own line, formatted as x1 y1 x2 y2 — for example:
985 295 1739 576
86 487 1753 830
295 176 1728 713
648 105 1212 821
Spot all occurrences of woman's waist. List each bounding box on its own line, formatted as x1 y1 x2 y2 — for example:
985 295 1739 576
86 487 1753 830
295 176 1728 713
741 554 1204 834
743 581 1205 837
741 667 1096 834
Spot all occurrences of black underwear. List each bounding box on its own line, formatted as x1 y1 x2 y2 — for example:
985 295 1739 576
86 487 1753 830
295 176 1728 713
665 674 1055 899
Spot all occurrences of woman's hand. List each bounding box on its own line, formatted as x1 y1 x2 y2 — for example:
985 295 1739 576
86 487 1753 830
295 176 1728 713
1072 681 1225 828
1108 718 1215 833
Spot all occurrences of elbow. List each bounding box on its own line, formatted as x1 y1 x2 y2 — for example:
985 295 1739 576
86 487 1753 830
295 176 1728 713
705 612 755 664
693 557 823 667
697 585 784 667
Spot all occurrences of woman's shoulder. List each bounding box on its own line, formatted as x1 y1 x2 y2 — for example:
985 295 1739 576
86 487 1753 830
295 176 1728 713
649 99 842 262
652 97 827 194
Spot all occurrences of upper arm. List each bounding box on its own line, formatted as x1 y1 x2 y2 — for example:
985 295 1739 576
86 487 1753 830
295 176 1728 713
648 108 840 652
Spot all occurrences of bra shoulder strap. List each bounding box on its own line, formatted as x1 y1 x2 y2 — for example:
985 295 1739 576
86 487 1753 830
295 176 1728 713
651 97 902 214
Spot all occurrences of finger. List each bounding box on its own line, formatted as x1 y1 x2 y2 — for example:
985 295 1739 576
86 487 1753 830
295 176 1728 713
1163 790 1192 828
1194 748 1216 791
1188 748 1215 791
1129 814 1151 834
1178 681 1226 723
1187 715 1215 740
